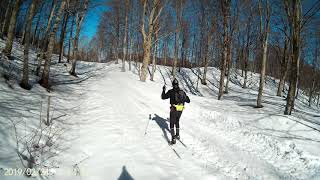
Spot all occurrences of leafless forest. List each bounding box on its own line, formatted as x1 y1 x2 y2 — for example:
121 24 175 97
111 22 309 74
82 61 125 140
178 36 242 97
0 0 320 115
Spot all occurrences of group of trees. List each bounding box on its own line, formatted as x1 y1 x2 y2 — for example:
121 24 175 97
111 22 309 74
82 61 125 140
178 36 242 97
0 0 90 89
93 0 320 115
0 0 319 115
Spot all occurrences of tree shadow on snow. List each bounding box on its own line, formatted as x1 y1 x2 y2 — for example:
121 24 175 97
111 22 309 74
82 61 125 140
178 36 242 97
246 113 320 144
158 66 168 85
179 69 203 96
152 114 170 143
118 166 134 180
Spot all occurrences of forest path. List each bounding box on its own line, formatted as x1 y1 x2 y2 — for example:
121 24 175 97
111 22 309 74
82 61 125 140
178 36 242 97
52 63 317 180
53 65 224 180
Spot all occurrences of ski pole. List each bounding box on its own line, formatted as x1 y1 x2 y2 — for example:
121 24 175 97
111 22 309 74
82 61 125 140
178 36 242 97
144 114 152 135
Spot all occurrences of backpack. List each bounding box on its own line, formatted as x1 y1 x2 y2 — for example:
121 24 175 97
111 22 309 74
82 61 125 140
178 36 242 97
174 90 187 104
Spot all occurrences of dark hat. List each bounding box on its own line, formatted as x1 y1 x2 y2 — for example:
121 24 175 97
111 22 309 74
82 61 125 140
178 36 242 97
172 78 179 86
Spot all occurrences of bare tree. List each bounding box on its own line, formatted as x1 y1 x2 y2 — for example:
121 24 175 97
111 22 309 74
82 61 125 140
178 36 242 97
225 3 239 93
20 0 40 90
70 0 90 76
242 8 253 89
200 0 214 86
2 0 23 57
309 42 319 106
31 2 45 46
172 0 183 79
122 0 129 72
40 0 67 88
150 22 160 81
218 0 230 100
201 19 213 85
140 0 164 82
277 34 289 97
0 0 14 38
41 0 59 49
67 16 75 63
58 12 69 63
256 0 271 108
109 0 121 64
284 0 301 115
35 0 59 76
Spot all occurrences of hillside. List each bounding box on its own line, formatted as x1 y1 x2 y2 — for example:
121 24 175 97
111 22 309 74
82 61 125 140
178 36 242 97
0 40 320 179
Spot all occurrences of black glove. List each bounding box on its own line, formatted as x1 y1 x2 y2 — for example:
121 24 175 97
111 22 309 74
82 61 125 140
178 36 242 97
163 85 166 92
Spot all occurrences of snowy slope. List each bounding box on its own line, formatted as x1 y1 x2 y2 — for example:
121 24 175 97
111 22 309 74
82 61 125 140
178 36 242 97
0 40 320 179
152 64 320 158
52 62 320 180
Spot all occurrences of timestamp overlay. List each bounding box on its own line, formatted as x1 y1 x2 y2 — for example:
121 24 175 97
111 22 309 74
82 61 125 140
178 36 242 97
1 167 50 177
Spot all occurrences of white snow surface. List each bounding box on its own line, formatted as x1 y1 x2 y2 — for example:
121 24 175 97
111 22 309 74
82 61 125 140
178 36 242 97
1 40 320 180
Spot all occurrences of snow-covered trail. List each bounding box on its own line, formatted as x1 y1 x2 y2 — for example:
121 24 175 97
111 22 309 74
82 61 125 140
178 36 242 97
1 39 319 179
52 64 320 180
54 65 221 180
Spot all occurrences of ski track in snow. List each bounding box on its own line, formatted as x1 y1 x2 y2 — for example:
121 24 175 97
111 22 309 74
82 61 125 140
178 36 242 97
48 63 320 180
53 65 222 180
0 49 320 180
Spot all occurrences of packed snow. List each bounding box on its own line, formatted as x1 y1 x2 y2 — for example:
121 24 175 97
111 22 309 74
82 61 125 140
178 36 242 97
0 40 320 179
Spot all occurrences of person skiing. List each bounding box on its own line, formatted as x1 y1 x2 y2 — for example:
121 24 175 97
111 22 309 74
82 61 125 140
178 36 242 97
161 78 190 144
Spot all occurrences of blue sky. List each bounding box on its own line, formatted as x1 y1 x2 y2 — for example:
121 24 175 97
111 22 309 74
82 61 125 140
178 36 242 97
81 0 109 39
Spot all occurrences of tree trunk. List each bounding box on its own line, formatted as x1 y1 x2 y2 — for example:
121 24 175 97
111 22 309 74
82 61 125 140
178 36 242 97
284 0 301 115
128 0 133 70
140 0 163 82
67 16 75 63
257 32 269 107
135 42 139 74
41 0 58 48
191 34 196 67
2 0 23 57
129 37 133 71
0 0 13 38
140 37 152 81
115 8 120 64
180 36 185 72
122 0 129 72
69 20 82 76
240 45 244 77
172 31 178 79
31 2 45 46
32 12 41 46
295 61 303 99
277 37 289 96
225 5 238 93
201 32 211 85
151 32 158 81
164 41 167 66
308 77 315 107
225 35 232 93
172 0 182 79
70 0 89 76
218 0 230 100
58 12 69 63
225 55 231 93
257 0 270 108
21 18 27 45
243 60 248 88
20 0 38 90
40 0 66 88
35 0 58 75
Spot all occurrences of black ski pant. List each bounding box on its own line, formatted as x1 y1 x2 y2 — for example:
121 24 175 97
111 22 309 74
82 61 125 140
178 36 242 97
170 106 182 138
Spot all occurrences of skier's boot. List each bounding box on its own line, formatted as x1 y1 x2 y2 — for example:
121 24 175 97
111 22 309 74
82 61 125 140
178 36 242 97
170 128 176 144
175 128 180 140
171 137 176 144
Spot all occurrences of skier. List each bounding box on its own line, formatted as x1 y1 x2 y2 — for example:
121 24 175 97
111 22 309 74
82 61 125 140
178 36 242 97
161 78 190 144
